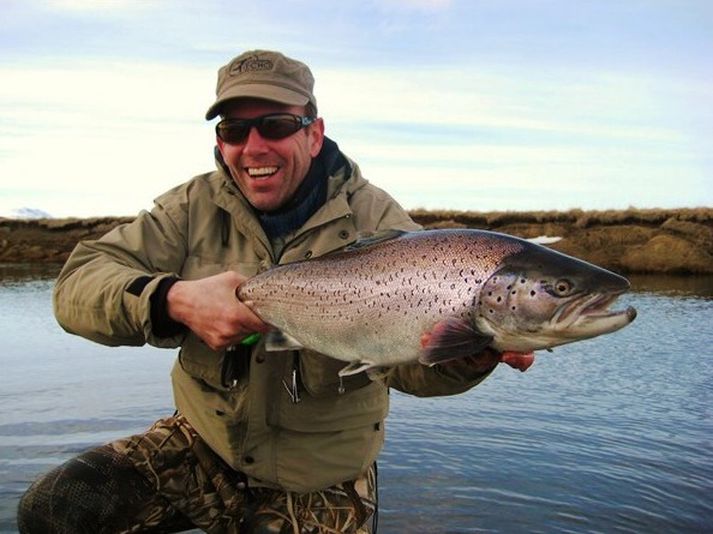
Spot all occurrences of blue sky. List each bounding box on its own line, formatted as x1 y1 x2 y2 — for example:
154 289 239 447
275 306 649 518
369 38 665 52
1 0 711 217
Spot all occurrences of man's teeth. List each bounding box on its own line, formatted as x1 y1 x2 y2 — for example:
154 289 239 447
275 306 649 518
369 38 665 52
247 166 278 178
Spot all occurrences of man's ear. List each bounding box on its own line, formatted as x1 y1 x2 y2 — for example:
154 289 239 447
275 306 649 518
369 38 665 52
308 118 325 158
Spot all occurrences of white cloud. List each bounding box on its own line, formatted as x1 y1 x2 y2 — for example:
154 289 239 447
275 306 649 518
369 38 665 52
0 60 217 216
317 66 684 143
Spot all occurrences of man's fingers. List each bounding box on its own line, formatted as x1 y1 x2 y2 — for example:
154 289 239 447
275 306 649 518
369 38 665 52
234 300 270 333
500 351 535 372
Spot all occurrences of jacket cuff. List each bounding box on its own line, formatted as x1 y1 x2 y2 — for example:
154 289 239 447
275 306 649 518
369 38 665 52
149 276 187 338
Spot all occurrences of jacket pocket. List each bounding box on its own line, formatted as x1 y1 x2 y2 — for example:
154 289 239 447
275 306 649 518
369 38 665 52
278 377 389 433
298 349 371 397
178 333 226 390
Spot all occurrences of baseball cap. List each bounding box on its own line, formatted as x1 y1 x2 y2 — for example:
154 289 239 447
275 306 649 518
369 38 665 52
205 50 317 120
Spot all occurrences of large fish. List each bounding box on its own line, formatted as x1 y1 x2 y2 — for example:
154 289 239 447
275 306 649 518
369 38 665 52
237 229 636 376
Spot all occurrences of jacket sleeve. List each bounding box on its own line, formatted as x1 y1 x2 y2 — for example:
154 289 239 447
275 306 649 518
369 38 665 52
385 359 496 397
53 188 189 349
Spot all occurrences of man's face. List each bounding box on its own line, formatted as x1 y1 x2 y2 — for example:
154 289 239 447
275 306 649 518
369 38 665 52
217 99 324 212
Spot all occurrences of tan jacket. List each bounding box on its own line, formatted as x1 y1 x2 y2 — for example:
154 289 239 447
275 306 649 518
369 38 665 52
54 147 492 492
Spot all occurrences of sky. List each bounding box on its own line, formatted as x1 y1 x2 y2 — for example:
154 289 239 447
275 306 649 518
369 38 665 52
1 0 711 217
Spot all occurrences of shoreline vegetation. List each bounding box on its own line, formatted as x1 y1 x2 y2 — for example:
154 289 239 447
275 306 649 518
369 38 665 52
1 207 712 274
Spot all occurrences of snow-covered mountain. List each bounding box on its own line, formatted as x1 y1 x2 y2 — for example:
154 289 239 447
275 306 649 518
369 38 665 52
0 207 53 219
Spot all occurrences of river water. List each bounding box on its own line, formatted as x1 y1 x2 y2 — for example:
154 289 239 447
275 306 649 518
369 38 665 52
1 265 712 533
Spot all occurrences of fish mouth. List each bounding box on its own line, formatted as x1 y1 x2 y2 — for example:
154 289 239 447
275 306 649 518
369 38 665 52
553 291 636 336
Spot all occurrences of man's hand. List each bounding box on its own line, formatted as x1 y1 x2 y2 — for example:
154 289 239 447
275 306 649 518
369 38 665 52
500 351 535 372
167 271 269 351
456 349 535 374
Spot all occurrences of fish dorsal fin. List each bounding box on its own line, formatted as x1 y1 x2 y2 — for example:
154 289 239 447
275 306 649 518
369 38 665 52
345 229 408 251
338 360 379 377
264 330 304 352
418 317 493 366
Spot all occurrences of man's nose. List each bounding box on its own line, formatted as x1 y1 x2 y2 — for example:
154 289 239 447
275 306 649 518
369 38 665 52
242 127 269 154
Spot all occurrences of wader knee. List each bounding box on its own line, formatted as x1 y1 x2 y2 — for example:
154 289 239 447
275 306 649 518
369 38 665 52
17 444 175 533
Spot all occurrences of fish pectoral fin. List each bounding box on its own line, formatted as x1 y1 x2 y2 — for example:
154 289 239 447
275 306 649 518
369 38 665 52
338 360 379 377
264 330 304 352
345 229 408 250
418 317 493 366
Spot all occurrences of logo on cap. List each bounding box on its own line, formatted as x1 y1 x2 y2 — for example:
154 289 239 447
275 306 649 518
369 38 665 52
229 55 274 76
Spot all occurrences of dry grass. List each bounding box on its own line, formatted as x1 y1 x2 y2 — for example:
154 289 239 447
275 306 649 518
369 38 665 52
408 207 713 229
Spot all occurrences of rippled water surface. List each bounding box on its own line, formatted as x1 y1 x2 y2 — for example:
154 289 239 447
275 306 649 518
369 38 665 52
1 265 712 533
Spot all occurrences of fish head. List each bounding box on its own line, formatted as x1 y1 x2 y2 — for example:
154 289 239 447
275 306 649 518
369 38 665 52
474 242 636 352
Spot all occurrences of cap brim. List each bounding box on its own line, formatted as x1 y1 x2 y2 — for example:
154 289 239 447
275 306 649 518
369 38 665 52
205 84 310 120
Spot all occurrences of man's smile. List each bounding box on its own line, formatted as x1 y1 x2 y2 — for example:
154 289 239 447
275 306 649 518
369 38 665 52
246 166 279 179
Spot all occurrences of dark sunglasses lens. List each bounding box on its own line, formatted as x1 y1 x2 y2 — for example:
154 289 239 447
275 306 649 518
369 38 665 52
216 121 249 143
216 115 308 143
258 115 301 139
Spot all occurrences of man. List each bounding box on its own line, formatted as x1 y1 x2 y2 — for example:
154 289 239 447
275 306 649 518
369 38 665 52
18 50 533 533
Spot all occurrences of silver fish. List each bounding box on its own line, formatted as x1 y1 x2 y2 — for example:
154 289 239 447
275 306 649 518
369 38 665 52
237 229 636 376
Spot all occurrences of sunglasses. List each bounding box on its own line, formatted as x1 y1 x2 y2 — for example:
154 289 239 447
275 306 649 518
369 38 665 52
215 113 316 144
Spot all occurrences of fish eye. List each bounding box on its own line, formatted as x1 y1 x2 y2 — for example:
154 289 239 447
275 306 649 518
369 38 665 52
553 279 573 296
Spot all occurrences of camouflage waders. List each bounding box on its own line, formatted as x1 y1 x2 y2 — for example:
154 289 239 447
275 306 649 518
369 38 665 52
18 415 377 533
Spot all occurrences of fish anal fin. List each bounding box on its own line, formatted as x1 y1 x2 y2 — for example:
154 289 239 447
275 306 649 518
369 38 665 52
338 360 378 377
366 366 394 382
264 330 304 352
418 317 493 366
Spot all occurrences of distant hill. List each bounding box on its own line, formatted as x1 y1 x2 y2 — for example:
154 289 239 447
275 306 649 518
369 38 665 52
1 208 712 274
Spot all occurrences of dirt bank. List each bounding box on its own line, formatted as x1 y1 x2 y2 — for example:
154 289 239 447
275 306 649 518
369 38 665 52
1 208 712 274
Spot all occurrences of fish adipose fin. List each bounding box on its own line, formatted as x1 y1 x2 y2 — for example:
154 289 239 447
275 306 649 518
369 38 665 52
419 317 493 366
264 330 304 352
346 229 408 250
338 360 379 377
